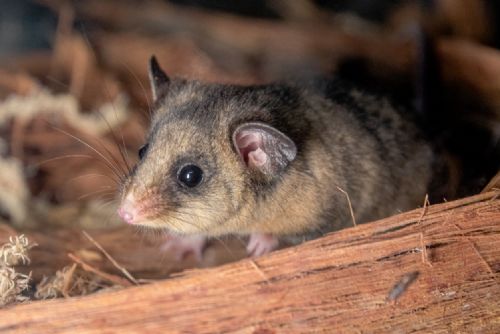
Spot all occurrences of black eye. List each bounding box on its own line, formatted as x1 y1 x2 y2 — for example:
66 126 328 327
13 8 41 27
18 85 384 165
138 144 149 160
178 164 203 188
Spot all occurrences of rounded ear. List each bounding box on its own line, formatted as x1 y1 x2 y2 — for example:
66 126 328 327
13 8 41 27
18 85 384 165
232 122 297 176
148 56 170 101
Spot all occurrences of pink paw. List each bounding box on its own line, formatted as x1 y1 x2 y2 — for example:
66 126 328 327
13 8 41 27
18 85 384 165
246 233 279 257
160 235 206 262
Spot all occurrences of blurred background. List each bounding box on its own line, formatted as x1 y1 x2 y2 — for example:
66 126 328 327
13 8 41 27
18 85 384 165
0 0 499 294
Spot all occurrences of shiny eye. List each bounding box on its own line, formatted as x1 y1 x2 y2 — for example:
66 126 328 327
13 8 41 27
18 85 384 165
178 164 203 188
138 144 149 160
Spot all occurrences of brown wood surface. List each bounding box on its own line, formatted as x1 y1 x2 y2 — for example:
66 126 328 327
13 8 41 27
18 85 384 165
0 192 499 333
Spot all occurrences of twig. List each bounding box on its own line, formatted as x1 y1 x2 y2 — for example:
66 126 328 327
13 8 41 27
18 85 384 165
68 253 132 287
417 194 430 224
417 195 432 266
61 263 78 298
487 188 500 202
419 233 432 267
82 231 139 285
249 259 269 283
482 170 500 193
336 186 357 227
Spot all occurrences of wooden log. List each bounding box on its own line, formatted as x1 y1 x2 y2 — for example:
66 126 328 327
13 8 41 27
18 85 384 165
0 192 498 333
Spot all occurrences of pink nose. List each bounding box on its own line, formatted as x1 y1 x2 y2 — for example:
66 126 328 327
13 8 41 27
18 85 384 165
117 199 138 224
117 207 134 224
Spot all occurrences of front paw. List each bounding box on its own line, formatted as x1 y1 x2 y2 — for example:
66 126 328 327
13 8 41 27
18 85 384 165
246 233 279 257
160 235 206 262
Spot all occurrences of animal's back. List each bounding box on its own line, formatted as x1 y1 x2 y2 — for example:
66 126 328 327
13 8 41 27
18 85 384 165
273 77 435 236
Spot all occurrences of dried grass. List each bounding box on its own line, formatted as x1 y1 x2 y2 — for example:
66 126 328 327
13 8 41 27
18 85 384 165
0 267 30 306
35 264 107 299
0 235 35 306
0 235 35 266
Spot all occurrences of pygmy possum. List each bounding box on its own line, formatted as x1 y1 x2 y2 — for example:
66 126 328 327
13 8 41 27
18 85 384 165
117 56 442 260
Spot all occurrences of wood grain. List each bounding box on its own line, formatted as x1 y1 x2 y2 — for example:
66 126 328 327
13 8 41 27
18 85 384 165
0 192 498 333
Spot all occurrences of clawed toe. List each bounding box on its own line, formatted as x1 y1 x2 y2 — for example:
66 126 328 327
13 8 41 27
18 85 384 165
246 233 279 257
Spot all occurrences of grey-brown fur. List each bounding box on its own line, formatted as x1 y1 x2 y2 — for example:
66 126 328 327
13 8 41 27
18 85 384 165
120 63 437 244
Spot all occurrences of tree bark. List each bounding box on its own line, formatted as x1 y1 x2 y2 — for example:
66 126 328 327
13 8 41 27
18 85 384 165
0 192 498 333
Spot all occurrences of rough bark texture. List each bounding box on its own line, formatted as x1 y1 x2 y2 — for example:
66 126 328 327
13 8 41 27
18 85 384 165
0 192 498 333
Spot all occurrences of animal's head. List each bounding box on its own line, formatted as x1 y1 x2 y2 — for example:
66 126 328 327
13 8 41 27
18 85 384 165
117 57 298 236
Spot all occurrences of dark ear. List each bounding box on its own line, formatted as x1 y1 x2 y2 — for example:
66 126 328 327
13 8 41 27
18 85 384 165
232 122 297 176
148 56 170 101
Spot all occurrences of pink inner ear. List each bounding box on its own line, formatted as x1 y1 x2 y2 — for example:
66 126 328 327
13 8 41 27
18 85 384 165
235 132 268 168
248 147 268 167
